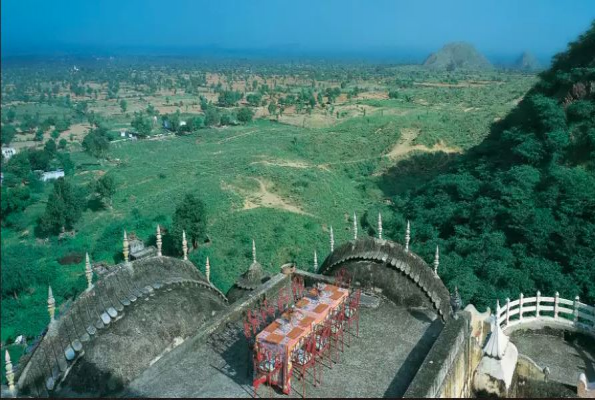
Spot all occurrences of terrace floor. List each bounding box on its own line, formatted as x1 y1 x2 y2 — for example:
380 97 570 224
121 298 443 398
510 329 595 387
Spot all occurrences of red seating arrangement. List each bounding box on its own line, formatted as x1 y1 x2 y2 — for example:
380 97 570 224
291 334 318 398
253 348 283 397
249 281 361 395
261 298 276 323
344 288 362 346
334 268 352 289
277 287 291 313
243 320 256 378
329 304 346 364
313 321 332 380
247 309 263 334
292 275 305 302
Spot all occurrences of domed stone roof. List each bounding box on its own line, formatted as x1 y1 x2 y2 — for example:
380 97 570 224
236 261 269 290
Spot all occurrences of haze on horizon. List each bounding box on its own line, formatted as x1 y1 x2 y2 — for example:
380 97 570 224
1 0 594 62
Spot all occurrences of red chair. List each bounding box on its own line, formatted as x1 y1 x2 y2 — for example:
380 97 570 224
291 334 318 398
253 348 283 397
261 299 276 323
313 322 332 381
277 287 291 314
248 309 263 336
243 320 256 378
292 275 305 301
344 289 362 346
329 305 346 364
334 268 352 289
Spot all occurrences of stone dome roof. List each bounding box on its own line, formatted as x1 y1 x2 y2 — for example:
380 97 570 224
236 261 269 290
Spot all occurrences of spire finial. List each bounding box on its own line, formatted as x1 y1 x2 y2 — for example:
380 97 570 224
85 252 93 290
353 212 358 240
123 230 129 263
156 225 162 257
314 250 318 272
5 350 15 393
48 286 56 321
205 257 211 282
182 230 188 261
433 245 439 276
330 226 334 253
405 220 411 252
252 239 257 264
378 213 383 240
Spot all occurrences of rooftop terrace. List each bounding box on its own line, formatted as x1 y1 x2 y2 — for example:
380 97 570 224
121 298 443 398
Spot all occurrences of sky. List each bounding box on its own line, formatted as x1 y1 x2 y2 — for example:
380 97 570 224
1 0 594 60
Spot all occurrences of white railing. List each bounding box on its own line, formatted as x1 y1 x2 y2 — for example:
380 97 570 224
495 292 595 335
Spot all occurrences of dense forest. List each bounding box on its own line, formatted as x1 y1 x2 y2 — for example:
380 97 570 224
393 22 595 307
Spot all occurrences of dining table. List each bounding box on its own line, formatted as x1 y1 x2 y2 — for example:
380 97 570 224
254 282 350 394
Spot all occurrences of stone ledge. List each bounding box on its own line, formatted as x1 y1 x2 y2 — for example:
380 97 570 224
404 311 470 398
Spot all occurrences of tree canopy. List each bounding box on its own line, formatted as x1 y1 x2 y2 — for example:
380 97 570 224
171 193 208 252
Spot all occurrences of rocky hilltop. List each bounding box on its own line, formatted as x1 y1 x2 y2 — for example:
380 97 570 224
514 51 542 71
423 42 492 71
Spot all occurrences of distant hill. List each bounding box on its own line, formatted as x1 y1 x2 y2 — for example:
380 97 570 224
423 42 492 71
514 51 542 71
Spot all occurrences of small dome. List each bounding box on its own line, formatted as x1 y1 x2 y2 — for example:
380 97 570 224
236 261 269 290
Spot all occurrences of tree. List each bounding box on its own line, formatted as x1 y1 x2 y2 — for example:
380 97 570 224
131 112 152 136
28 149 51 171
4 152 31 180
217 90 243 107
204 106 221 127
246 93 262 107
237 107 254 124
37 178 85 235
120 99 128 113
1 124 17 145
82 127 110 157
34 129 44 142
172 193 207 250
268 102 277 116
94 174 116 208
44 139 57 156
59 138 68 150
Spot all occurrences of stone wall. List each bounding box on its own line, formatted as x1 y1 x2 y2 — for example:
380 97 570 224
404 311 483 398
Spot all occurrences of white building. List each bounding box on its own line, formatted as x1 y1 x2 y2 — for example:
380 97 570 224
41 170 65 182
1 147 17 160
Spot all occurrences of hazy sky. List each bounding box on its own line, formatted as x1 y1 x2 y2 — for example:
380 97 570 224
2 0 594 58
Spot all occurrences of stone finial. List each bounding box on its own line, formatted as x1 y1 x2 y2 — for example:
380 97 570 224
123 230 129 263
484 314 509 360
252 239 257 264
378 213 383 240
450 286 461 316
314 250 318 272
156 225 162 257
353 212 358 240
205 257 211 282
405 220 411 252
182 230 188 261
330 226 334 253
48 286 56 321
5 350 15 393
85 252 93 290
433 245 439 276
